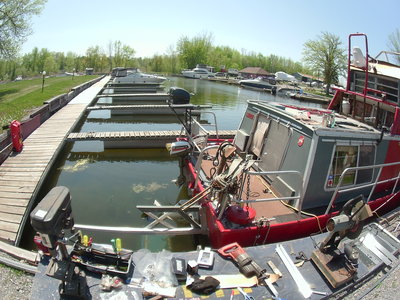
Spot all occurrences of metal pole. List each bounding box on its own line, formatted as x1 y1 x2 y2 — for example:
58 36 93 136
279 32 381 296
41 74 44 92
41 71 46 92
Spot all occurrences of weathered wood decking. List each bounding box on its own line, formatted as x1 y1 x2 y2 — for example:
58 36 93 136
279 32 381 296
96 93 169 101
0 77 109 245
67 130 236 141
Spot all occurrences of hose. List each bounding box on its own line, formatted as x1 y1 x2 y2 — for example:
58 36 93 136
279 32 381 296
254 175 325 233
0 255 38 275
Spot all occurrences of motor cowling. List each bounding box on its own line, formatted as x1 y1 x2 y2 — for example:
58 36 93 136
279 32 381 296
167 141 191 156
10 120 23 152
169 87 190 104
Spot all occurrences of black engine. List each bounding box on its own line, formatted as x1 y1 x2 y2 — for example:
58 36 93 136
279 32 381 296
169 87 190 104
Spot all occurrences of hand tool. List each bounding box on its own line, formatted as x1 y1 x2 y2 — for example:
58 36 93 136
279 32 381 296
218 242 279 297
237 287 255 300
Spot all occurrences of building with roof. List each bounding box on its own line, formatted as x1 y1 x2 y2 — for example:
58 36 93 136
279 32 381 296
239 67 274 79
292 72 324 85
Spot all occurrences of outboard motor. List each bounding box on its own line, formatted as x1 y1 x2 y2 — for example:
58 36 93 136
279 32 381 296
169 87 190 104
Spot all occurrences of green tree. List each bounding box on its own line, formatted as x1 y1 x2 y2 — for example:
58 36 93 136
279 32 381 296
165 45 178 74
177 32 213 69
303 32 346 95
112 41 136 67
86 45 104 71
0 0 46 58
388 29 400 64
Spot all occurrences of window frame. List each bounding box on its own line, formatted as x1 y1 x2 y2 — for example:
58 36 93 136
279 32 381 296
325 142 376 190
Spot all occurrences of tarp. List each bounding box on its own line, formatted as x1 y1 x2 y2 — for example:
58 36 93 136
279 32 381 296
275 71 297 82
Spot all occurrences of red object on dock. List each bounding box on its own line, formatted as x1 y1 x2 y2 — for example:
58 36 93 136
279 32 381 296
10 120 23 152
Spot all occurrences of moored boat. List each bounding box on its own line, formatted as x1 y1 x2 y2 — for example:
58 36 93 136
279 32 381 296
239 77 277 94
111 68 166 85
182 64 214 79
169 33 400 248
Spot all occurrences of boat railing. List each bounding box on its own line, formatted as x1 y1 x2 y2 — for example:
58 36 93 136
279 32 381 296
325 161 400 214
239 169 305 217
338 33 398 110
193 144 221 189
185 112 219 153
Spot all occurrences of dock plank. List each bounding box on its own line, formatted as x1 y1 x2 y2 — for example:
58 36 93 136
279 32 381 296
0 240 39 264
0 212 23 223
0 220 19 233
0 204 26 214
0 198 30 206
0 229 16 241
0 192 32 199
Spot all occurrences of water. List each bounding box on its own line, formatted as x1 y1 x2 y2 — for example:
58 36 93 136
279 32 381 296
30 77 324 252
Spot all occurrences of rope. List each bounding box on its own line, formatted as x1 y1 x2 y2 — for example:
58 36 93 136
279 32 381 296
371 192 398 218
254 175 325 233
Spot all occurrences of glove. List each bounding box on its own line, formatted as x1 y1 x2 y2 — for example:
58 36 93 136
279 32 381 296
188 276 220 295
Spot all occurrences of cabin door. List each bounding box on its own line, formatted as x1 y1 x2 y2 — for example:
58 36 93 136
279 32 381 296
258 120 291 171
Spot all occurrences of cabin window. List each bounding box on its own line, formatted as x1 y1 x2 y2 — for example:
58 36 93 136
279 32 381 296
356 145 375 184
352 71 399 103
327 145 376 188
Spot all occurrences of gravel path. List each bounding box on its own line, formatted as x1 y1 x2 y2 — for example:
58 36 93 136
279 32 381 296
0 260 33 300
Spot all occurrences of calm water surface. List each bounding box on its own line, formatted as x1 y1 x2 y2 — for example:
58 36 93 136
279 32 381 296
32 77 323 251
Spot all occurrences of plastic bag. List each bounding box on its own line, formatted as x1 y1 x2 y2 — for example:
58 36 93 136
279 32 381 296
132 249 177 287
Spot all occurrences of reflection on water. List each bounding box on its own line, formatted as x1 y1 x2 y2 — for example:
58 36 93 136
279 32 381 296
27 77 324 252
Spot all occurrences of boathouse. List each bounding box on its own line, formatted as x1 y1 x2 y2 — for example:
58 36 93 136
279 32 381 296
239 67 274 79
292 72 324 86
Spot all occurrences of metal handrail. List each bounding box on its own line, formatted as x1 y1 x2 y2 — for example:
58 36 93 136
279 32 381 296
193 144 220 189
180 111 219 153
325 161 400 214
191 111 219 138
242 169 305 216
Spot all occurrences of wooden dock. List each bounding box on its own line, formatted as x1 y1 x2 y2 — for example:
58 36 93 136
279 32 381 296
0 77 109 245
87 104 211 115
67 130 236 148
96 93 170 101
102 86 164 93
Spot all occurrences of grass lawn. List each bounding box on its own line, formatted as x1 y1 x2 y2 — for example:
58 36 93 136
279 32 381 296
0 75 99 132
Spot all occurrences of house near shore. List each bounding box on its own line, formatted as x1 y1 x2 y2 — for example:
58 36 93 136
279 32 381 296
85 68 94 75
239 67 274 79
292 72 324 86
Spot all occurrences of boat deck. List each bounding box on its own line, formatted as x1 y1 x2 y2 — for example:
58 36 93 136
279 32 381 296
199 152 300 224
31 222 400 299
0 77 109 245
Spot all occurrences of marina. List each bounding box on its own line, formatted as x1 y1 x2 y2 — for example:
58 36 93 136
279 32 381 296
0 72 326 251
0 33 399 299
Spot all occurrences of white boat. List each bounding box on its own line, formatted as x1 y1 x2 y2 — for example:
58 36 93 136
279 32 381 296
227 68 239 77
111 68 166 85
181 64 214 79
239 76 277 93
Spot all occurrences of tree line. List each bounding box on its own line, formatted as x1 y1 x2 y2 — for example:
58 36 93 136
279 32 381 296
0 35 311 81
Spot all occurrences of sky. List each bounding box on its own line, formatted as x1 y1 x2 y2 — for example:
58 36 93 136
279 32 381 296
22 0 399 63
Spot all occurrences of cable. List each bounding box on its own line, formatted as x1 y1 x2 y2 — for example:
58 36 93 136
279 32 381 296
254 174 325 233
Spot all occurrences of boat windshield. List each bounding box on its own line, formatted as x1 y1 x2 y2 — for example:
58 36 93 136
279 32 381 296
374 51 400 67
